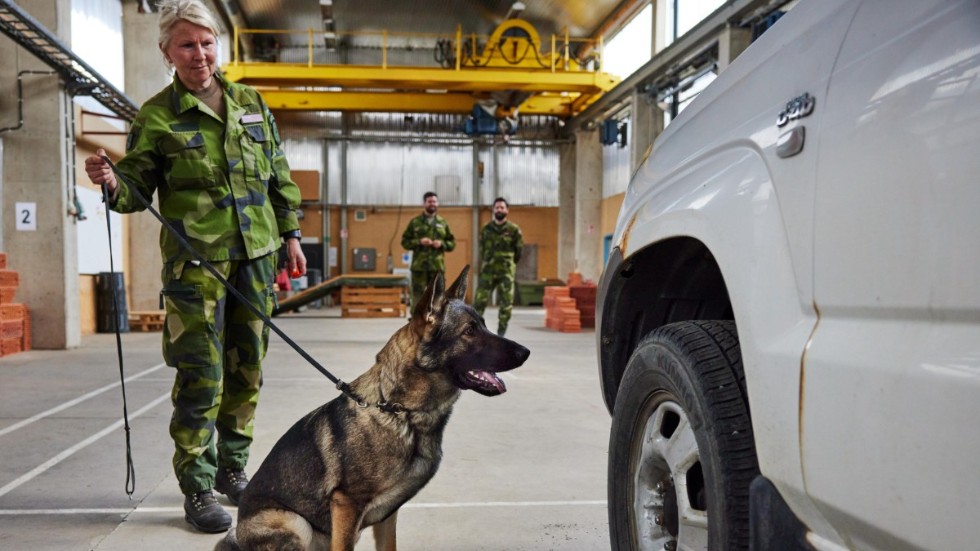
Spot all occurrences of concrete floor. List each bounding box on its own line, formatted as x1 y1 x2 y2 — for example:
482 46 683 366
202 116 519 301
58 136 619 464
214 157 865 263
0 306 611 550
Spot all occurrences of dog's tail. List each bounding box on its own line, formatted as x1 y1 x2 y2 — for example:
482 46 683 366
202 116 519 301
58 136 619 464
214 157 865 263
212 526 240 551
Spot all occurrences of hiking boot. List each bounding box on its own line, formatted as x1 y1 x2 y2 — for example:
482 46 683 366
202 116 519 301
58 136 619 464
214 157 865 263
183 490 231 533
215 467 249 506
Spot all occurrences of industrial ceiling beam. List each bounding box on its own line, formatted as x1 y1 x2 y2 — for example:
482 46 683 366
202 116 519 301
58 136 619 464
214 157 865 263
222 63 618 94
258 89 578 115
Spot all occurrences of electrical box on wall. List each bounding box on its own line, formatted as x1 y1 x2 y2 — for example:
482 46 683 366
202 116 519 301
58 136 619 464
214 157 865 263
352 248 376 271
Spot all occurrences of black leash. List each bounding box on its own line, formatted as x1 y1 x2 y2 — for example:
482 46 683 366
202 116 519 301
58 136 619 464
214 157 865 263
100 156 366 402
99 182 136 498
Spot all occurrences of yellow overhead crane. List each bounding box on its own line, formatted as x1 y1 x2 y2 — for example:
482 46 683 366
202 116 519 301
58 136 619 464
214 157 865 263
220 19 620 118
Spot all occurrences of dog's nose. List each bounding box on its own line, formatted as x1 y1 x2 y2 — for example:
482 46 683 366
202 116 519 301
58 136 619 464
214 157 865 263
514 344 530 364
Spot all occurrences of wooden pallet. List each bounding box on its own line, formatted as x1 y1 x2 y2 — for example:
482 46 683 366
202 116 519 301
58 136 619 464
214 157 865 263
129 310 166 332
341 286 407 318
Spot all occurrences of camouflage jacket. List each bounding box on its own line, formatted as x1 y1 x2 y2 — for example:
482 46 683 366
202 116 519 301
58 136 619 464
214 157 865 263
401 213 456 272
111 72 301 264
479 220 523 275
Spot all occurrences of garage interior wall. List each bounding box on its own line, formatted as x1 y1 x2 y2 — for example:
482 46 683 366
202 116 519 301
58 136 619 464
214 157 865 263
3 0 773 339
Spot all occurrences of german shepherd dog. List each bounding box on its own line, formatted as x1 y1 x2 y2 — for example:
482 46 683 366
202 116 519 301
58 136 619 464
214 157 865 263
216 266 530 550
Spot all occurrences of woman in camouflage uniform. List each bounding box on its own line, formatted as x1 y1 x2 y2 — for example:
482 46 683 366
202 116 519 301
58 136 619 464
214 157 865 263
83 0 304 534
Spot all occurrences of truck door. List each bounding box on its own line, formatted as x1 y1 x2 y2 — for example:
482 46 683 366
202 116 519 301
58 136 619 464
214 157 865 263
806 1 980 548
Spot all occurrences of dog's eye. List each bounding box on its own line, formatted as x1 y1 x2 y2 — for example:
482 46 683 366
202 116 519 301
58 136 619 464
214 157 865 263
464 325 475 336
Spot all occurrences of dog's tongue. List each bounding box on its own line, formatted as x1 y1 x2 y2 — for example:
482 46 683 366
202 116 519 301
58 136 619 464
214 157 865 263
468 369 506 393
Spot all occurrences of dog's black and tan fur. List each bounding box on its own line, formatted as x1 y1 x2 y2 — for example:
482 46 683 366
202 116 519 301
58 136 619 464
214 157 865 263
216 266 530 551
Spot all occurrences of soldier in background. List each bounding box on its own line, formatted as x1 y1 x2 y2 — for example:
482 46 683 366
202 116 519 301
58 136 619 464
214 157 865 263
401 191 456 306
474 197 524 336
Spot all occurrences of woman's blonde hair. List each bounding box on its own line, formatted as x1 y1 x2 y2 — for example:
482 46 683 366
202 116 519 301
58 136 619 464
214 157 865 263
156 0 222 51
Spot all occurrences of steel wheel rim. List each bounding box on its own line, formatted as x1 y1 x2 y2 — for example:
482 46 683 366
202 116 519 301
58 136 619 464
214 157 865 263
630 393 709 551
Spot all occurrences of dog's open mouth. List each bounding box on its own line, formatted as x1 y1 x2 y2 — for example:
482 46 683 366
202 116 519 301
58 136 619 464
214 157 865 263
462 369 506 396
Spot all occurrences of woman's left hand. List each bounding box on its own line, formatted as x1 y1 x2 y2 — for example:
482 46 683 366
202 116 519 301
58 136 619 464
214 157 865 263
285 238 307 277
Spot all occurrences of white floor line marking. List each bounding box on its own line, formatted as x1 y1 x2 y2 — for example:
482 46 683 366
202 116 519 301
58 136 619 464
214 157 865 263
0 392 171 499
0 363 167 439
405 500 606 508
0 500 607 515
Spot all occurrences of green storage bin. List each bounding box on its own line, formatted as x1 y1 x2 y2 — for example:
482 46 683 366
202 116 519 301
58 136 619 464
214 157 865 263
517 280 546 306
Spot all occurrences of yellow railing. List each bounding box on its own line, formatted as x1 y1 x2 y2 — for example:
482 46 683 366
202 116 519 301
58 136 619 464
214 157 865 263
230 25 604 73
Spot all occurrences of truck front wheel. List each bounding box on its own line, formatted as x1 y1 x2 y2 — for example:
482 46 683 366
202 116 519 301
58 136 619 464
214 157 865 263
608 320 758 550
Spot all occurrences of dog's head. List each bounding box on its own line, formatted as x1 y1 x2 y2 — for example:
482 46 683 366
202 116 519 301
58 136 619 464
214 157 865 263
411 266 530 396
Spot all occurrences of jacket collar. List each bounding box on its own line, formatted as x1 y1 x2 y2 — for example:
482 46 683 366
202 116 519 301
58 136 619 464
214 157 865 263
170 71 251 116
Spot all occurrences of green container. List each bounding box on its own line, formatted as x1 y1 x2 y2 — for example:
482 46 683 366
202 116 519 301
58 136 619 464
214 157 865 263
517 280 546 306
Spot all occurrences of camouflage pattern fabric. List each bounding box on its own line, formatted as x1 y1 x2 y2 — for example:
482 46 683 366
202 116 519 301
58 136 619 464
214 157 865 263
473 220 524 335
111 72 301 264
401 213 456 305
164 253 276 495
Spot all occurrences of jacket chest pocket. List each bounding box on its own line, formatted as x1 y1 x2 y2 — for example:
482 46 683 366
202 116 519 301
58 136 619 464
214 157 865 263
160 131 214 190
241 122 272 184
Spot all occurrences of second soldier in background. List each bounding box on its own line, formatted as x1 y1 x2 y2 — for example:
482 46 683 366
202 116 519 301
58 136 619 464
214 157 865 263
474 197 524 336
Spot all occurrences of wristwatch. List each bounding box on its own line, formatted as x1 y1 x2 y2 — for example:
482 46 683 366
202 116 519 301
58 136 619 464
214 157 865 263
281 230 301 241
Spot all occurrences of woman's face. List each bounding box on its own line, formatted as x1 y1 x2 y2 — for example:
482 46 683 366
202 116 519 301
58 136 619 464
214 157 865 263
162 20 217 91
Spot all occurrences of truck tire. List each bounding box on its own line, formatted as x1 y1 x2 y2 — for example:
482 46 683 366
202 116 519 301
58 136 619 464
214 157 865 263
608 320 758 551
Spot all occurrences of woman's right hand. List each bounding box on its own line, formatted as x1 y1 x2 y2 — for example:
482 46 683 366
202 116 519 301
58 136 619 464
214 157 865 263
84 148 117 193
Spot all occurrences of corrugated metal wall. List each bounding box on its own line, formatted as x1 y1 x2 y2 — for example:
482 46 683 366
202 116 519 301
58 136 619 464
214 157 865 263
281 113 562 207
347 141 473 205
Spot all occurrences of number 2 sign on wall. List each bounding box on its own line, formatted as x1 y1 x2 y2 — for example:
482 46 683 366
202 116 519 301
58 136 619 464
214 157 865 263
15 202 37 231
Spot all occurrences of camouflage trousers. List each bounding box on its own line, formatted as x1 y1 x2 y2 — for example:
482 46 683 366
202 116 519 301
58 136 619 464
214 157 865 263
410 268 443 308
161 253 276 495
473 267 516 336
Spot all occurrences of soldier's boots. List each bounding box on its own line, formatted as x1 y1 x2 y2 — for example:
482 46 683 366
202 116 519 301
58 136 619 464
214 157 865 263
184 490 231 533
215 467 250 506
497 325 507 337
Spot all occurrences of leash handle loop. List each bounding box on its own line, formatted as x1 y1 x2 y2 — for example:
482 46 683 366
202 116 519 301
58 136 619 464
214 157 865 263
99 181 137 498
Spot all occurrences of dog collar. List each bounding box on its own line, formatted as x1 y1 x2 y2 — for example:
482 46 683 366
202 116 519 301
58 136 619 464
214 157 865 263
338 382 407 415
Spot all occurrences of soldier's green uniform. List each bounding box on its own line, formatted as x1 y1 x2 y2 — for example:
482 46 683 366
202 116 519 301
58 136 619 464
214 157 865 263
111 72 300 495
401 213 456 306
473 220 524 336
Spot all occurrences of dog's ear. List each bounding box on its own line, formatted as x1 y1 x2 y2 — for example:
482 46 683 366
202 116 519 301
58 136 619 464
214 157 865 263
412 272 444 322
444 265 469 301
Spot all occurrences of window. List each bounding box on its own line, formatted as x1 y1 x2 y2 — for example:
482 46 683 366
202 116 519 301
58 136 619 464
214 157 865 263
659 0 725 125
664 0 726 46
71 0 124 118
602 4 653 80
662 70 716 125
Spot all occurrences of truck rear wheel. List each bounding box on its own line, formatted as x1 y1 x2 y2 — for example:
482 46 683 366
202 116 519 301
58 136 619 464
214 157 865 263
608 320 758 550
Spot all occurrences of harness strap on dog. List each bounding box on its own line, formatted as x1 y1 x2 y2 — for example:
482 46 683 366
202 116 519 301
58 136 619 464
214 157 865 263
100 156 364 402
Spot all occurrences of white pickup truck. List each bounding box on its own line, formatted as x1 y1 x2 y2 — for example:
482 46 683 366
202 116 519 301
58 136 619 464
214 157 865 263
595 1 980 550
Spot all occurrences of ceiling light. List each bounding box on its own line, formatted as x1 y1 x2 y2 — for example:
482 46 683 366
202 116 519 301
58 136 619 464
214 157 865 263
505 2 525 19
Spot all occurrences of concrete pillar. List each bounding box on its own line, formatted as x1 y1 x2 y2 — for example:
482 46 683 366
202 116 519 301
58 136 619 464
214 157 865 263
122 0 172 311
0 0 79 348
557 129 604 284
573 128 602 282
630 88 664 176
471 142 480 293
718 25 753 71
557 141 576 280
653 0 668 54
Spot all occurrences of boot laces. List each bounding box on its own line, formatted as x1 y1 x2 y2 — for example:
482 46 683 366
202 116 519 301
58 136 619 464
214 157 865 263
224 468 248 485
190 491 217 510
